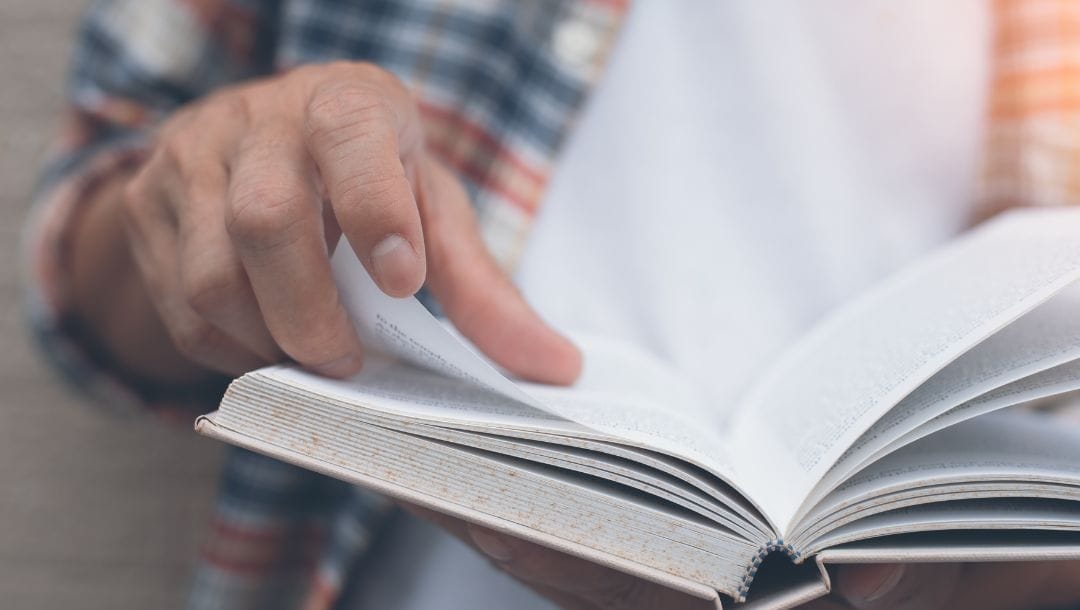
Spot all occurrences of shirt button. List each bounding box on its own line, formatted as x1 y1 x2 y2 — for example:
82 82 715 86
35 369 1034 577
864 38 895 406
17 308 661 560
553 18 602 68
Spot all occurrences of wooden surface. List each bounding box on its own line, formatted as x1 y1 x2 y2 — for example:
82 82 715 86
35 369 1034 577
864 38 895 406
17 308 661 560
0 2 223 608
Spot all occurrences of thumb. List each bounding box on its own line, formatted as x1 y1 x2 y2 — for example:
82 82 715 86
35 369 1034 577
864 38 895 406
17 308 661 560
836 564 958 610
417 155 581 385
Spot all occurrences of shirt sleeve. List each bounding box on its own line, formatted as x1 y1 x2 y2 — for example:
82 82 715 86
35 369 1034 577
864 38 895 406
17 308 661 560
22 0 279 423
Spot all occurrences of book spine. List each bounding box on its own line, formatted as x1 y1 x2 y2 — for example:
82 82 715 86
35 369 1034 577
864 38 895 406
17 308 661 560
737 539 801 602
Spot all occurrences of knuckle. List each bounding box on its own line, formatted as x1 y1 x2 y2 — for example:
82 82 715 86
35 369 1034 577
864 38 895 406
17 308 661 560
170 320 217 361
121 170 156 225
158 106 196 141
306 82 394 139
226 181 309 247
203 91 250 125
182 264 242 317
159 123 220 181
121 174 148 214
334 171 407 217
157 135 187 170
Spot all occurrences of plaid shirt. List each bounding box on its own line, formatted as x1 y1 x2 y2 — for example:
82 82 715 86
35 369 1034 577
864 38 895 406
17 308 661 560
19 1 1080 609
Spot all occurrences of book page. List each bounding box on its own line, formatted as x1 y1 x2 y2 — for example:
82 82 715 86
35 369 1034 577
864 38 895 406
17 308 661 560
804 497 1080 556
802 283 1080 513
511 342 739 493
262 356 574 429
802 413 1080 537
519 333 714 430
815 531 1080 566
331 245 544 410
326 245 742 476
879 358 1080 460
519 381 736 491
259 332 741 491
726 208 1080 532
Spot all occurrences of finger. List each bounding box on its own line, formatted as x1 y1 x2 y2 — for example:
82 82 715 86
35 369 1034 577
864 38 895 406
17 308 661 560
303 75 426 297
419 157 582 385
836 561 1080 610
401 505 600 610
945 561 1080 610
406 506 707 610
833 563 910 608
176 160 283 363
150 90 278 369
465 525 713 610
123 163 266 375
834 563 957 610
155 298 268 376
226 122 364 378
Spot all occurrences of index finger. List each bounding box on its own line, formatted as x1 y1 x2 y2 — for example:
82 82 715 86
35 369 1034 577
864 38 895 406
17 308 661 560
226 122 364 377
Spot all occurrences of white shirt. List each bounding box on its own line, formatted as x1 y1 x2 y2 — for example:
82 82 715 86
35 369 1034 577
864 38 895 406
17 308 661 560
351 2 989 608
518 0 990 414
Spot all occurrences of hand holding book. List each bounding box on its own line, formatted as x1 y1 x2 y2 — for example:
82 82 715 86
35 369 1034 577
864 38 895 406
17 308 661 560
815 561 1080 609
413 505 1080 610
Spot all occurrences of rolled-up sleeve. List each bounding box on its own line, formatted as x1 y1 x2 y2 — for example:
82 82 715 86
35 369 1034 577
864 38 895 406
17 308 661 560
22 0 277 422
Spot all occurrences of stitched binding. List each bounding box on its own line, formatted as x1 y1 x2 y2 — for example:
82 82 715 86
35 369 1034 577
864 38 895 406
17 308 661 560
735 539 801 602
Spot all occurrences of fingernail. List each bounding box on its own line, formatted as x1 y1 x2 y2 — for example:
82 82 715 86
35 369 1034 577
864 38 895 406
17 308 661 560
371 234 422 296
314 352 362 378
469 528 514 563
843 564 906 607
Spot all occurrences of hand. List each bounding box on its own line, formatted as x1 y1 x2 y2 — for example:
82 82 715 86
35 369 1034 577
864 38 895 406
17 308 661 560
803 561 1080 610
452 544 1080 610
408 505 716 610
118 61 580 381
413 502 1080 610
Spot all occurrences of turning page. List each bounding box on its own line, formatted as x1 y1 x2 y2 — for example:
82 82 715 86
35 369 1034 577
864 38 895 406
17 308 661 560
325 243 740 483
726 208 1080 532
331 243 543 409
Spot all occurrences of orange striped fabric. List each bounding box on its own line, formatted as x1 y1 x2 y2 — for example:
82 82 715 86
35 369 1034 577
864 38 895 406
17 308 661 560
982 0 1080 218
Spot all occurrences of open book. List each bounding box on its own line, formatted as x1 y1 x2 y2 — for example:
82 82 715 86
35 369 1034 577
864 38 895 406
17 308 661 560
197 208 1080 609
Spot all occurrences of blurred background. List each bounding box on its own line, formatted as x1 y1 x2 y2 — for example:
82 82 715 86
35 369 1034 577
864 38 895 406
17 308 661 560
0 3 222 608
1 2 1078 609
